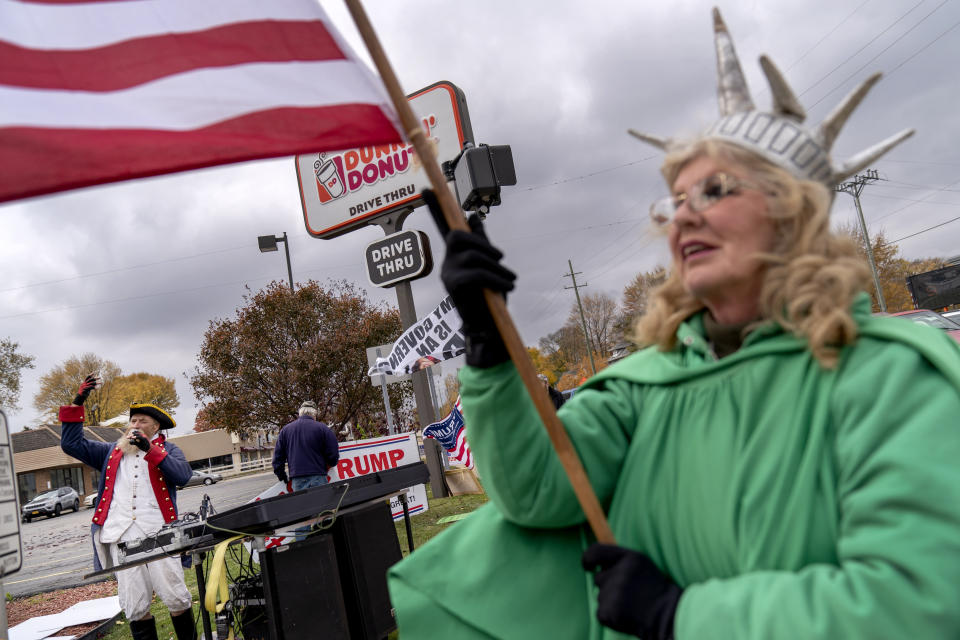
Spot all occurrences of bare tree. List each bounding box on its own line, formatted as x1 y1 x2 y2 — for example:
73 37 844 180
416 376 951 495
615 266 668 339
567 291 619 358
0 338 35 412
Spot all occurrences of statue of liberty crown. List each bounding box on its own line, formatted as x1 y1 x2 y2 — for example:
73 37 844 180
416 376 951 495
629 8 914 186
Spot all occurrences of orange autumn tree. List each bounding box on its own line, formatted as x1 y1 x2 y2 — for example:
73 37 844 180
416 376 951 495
839 223 946 312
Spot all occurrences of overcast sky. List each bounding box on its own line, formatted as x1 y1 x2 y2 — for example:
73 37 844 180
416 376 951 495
2 0 959 435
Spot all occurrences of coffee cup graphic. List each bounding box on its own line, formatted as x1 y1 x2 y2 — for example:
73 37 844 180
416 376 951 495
315 159 345 203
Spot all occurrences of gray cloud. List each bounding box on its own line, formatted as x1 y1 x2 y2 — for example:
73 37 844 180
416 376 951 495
2 0 958 432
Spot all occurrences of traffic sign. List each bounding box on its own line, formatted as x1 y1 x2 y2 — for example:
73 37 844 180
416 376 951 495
364 230 432 288
0 410 22 576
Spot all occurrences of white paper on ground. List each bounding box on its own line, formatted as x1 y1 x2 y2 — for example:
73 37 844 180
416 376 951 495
9 596 121 640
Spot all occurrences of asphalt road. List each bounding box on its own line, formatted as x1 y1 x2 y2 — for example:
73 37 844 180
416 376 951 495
4 471 279 598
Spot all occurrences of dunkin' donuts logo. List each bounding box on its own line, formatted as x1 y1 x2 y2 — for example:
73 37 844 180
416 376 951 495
313 114 438 205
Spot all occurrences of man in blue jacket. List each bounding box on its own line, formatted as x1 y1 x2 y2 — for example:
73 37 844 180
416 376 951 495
60 374 196 640
272 400 340 490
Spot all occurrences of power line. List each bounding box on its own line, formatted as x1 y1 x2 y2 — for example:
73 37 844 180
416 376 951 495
577 221 652 272
879 179 960 193
891 214 960 244
885 17 960 76
870 175 960 223
0 262 366 321
807 0 949 110
781 0 873 73
589 232 664 282
0 243 250 293
864 194 960 207
506 217 639 242
883 158 960 168
0 275 272 320
518 283 568 321
797 0 928 99
517 156 659 193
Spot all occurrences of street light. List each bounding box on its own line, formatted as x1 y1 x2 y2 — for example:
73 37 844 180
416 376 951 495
257 232 294 292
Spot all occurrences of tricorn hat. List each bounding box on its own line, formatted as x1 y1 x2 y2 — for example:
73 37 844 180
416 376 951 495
129 403 176 431
629 8 914 186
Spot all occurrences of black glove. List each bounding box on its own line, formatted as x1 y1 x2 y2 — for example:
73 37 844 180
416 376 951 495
276 470 288 484
128 430 151 453
423 189 516 368
72 373 102 406
582 543 682 639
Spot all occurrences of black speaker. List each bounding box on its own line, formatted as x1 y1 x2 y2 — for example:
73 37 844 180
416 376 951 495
332 500 403 639
259 532 350 640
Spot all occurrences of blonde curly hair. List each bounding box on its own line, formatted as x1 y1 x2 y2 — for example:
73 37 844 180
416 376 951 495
633 139 871 368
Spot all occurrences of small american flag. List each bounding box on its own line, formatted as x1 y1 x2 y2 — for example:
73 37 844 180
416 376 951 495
424 395 473 469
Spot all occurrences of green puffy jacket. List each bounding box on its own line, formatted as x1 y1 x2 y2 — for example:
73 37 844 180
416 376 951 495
389 297 960 638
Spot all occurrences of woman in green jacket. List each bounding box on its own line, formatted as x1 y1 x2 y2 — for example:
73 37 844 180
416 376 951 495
388 9 960 639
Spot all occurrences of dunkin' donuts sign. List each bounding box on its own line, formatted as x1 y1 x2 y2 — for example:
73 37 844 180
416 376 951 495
297 81 474 239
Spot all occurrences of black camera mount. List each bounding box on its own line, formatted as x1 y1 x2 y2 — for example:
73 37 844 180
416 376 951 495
442 142 517 218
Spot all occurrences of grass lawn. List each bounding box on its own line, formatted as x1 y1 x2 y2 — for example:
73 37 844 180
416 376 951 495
93 486 487 639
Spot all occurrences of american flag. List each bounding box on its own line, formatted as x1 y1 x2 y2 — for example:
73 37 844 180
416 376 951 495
424 395 473 469
0 0 403 203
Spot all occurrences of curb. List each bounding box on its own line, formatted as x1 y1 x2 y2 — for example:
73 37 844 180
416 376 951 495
11 575 115 600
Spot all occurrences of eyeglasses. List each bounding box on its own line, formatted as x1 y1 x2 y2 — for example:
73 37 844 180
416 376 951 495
649 172 762 226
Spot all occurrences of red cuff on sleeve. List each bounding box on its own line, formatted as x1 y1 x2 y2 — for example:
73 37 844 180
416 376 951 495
58 405 85 423
144 445 168 465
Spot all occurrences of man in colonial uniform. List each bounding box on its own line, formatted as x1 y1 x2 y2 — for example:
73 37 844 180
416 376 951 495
60 374 196 640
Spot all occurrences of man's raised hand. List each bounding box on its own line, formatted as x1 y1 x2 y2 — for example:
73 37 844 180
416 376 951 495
72 372 103 406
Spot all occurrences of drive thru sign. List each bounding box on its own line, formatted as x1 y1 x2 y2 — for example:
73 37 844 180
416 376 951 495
364 229 432 287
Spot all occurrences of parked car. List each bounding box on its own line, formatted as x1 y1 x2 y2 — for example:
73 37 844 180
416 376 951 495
182 470 223 487
22 487 80 522
83 493 97 509
889 309 960 343
941 309 960 322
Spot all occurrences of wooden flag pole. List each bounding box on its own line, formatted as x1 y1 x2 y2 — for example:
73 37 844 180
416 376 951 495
343 0 615 544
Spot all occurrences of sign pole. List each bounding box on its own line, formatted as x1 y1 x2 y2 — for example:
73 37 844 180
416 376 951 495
375 347 395 435
0 568 6 640
344 0 612 542
426 369 440 421
375 210 449 498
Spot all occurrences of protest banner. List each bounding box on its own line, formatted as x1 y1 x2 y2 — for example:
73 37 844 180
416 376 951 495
367 295 464 377
329 432 428 519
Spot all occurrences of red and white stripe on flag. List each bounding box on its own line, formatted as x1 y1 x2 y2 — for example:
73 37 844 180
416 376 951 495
0 0 403 203
451 395 472 469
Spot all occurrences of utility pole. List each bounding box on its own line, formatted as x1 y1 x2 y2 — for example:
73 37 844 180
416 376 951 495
565 260 597 375
835 169 886 312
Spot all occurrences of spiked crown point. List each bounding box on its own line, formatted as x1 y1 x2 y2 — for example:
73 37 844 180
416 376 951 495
713 7 754 116
629 8 913 187
628 129 669 150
